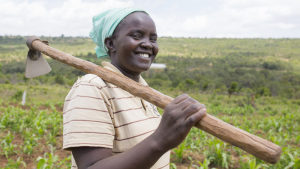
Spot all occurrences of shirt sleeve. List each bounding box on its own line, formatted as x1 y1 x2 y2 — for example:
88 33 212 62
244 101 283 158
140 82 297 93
63 77 115 150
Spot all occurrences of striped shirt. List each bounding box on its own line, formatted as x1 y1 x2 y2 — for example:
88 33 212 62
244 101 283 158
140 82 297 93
63 61 170 169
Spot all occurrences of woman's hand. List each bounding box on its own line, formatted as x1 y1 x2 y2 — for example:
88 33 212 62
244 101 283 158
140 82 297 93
152 94 206 151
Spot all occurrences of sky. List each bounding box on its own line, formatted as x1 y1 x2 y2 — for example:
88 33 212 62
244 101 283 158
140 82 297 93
0 0 300 38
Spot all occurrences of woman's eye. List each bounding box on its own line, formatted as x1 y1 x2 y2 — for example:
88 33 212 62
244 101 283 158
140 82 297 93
131 33 142 39
150 36 157 42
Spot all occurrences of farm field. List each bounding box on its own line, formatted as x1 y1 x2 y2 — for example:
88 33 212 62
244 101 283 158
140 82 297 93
0 36 300 168
0 84 299 169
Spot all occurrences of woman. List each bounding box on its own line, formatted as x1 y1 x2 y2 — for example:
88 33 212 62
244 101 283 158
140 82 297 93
63 8 206 169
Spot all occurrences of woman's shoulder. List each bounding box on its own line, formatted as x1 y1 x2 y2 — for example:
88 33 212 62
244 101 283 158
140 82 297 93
77 74 107 88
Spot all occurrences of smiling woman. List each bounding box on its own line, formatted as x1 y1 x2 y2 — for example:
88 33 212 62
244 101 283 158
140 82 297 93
62 7 207 169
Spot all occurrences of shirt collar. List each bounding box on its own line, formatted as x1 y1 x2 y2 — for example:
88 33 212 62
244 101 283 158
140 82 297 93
101 61 148 86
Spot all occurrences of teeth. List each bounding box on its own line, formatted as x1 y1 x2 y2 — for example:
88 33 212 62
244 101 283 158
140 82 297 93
139 53 149 58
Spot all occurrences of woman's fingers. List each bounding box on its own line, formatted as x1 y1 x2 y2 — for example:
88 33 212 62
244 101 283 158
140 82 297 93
172 94 189 104
180 98 206 127
176 96 197 110
171 94 207 120
182 101 202 116
179 97 205 116
186 107 207 127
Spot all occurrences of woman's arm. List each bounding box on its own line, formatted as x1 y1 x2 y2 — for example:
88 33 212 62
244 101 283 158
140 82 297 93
72 94 206 169
72 133 166 169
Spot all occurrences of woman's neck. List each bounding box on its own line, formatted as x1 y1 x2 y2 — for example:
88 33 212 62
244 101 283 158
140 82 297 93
111 62 140 82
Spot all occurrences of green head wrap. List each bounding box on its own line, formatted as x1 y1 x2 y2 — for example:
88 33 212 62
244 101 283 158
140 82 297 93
89 7 146 58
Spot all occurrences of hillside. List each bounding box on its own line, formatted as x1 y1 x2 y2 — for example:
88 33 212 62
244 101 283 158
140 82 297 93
1 36 300 98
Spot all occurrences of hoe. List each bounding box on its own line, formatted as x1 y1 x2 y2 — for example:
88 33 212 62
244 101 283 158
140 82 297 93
25 36 281 164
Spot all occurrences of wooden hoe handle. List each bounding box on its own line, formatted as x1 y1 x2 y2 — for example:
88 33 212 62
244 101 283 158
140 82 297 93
28 38 281 164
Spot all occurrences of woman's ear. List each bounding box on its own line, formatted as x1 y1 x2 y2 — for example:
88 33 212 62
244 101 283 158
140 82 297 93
104 37 116 55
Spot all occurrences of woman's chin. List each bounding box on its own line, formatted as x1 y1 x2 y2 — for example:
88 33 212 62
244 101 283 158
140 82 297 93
134 63 152 72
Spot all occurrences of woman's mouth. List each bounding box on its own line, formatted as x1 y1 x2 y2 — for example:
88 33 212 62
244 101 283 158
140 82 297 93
138 53 150 58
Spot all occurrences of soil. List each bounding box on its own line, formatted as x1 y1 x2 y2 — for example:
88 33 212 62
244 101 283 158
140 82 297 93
0 103 69 168
0 135 70 169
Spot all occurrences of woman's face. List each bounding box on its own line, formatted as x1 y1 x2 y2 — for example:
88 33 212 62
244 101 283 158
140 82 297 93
109 12 158 77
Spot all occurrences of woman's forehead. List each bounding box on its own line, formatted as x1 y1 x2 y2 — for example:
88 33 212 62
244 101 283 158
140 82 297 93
119 12 156 31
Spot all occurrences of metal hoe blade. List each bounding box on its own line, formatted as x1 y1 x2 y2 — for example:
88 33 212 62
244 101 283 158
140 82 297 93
25 49 52 78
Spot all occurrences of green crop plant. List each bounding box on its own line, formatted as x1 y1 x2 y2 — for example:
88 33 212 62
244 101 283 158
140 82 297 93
37 153 59 169
1 131 17 158
3 157 26 169
23 140 34 155
197 158 211 169
46 132 57 145
185 129 208 151
239 158 266 169
173 140 187 163
280 151 300 169
22 129 38 149
170 162 177 169
205 139 230 169
36 151 71 169
36 146 61 169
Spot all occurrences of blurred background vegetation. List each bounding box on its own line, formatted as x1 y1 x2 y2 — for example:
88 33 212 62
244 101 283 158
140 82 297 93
1 36 300 99
0 36 299 169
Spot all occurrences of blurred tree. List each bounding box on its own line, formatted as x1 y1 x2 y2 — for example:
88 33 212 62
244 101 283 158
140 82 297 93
55 75 65 85
228 81 238 97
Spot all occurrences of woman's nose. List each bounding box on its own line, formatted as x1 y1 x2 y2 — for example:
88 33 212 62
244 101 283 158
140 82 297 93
140 40 152 49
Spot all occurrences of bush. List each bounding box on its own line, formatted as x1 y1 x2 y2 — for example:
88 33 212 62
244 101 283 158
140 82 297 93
262 61 284 70
256 87 271 97
54 75 65 85
11 90 23 101
228 82 238 96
